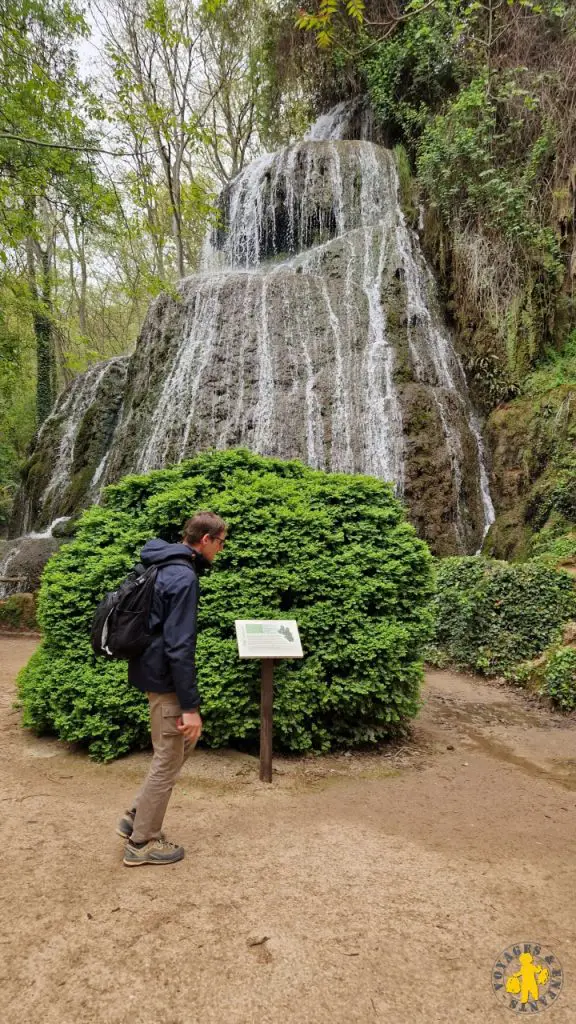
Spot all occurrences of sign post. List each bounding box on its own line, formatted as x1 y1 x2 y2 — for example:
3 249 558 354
259 658 274 783
235 619 303 783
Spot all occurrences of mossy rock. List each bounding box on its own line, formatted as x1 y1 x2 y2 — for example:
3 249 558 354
485 355 576 561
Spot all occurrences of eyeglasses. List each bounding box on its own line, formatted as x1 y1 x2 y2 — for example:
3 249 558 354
213 535 226 547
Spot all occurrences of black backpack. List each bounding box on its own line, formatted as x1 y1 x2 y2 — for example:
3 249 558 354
90 557 195 660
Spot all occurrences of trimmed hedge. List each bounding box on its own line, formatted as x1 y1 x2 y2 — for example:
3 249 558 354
18 449 434 760
427 556 576 676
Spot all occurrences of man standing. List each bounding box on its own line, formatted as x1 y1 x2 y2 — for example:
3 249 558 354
117 510 227 867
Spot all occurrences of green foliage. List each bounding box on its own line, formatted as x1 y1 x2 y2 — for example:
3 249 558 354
18 449 434 760
0 593 37 631
427 556 576 675
520 353 576 540
525 463 576 532
541 647 576 711
483 329 576 562
0 0 98 243
463 351 521 408
522 331 576 399
363 0 460 147
530 532 576 567
290 0 574 388
0 283 36 530
504 628 576 710
417 76 561 264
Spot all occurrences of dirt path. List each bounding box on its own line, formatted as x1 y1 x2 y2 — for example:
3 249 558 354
2 636 576 1024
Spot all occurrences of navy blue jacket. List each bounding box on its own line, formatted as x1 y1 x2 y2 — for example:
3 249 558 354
127 539 209 711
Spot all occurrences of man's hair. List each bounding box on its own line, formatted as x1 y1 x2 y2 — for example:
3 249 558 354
182 511 227 544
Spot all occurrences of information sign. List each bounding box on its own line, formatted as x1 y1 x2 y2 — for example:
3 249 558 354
234 619 303 782
235 619 303 660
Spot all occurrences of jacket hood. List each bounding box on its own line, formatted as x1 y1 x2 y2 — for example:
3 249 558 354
140 539 210 574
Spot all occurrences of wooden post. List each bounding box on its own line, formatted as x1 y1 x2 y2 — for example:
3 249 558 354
259 658 274 783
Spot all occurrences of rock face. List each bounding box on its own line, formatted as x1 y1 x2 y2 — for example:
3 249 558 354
10 357 128 535
484 383 576 561
0 536 62 599
11 108 495 557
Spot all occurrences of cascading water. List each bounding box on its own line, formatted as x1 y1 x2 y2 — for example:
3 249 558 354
0 543 23 600
102 131 494 552
38 361 118 516
305 101 352 141
8 356 127 541
304 99 377 144
11 105 495 558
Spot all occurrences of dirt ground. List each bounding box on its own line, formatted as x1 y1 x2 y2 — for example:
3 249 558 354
2 636 576 1024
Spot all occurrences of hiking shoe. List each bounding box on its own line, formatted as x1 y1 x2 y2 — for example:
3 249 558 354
123 837 185 867
116 809 135 839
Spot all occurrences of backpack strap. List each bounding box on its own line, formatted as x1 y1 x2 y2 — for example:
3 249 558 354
155 557 197 572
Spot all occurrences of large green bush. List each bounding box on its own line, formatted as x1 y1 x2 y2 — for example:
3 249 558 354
427 556 576 675
18 449 434 760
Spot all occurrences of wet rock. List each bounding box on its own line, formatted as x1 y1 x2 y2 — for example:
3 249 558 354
0 537 62 597
10 358 128 535
13 125 493 556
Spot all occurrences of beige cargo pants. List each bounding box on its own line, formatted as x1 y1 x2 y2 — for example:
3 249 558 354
130 692 193 844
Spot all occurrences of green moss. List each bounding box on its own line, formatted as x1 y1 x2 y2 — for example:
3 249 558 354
393 145 419 228
483 513 532 563
61 465 96 515
486 335 576 562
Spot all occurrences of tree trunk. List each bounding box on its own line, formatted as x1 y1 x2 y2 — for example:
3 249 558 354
26 231 55 426
75 216 88 336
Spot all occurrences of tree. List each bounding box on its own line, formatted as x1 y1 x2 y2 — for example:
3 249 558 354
0 0 106 422
196 0 264 185
97 0 217 279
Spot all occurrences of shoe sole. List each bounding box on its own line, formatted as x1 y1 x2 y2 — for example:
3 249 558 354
123 851 185 867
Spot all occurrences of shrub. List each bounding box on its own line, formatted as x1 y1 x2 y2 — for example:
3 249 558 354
530 531 576 568
542 647 576 711
427 556 576 675
0 592 37 631
18 449 434 760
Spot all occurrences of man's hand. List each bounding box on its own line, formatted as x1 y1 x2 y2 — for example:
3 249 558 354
177 710 202 743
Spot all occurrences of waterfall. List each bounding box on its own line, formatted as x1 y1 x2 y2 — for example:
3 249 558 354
211 141 390 269
28 516 71 540
39 359 123 515
304 99 376 143
0 521 65 598
0 543 23 600
391 182 495 536
15 104 496 555
137 278 225 471
305 101 352 141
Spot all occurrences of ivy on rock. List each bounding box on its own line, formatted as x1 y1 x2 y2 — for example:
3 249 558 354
427 555 576 676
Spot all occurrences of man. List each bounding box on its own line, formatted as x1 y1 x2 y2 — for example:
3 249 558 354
117 510 227 867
